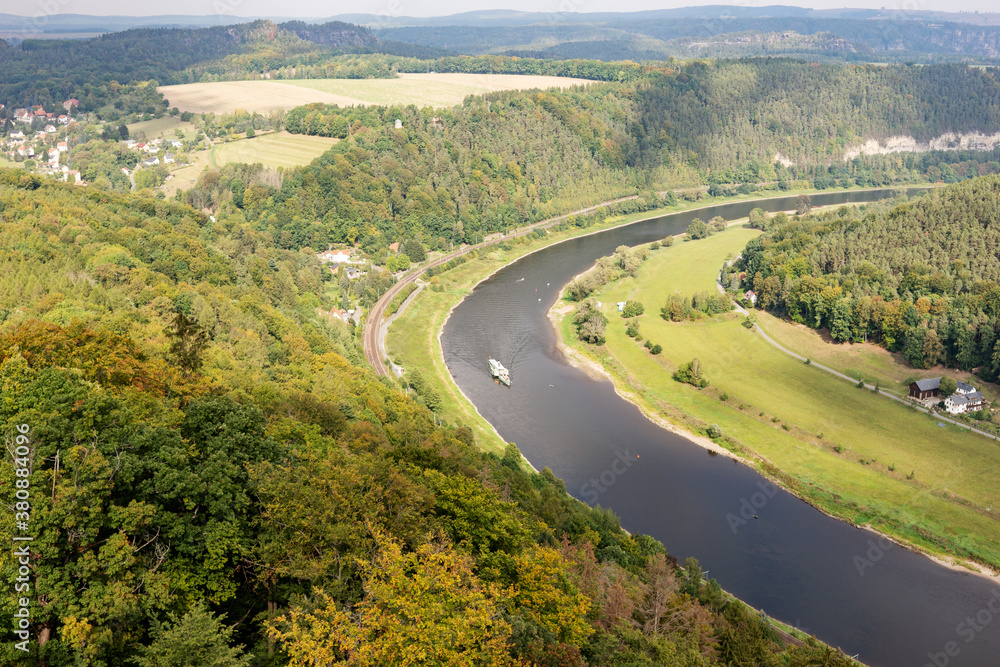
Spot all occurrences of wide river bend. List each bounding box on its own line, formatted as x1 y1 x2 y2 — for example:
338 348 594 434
441 191 1000 667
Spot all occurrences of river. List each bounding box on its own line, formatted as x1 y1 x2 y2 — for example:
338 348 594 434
440 190 1000 667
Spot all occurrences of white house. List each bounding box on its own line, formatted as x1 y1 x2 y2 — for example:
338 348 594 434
57 141 68 152
944 390 988 415
317 249 360 264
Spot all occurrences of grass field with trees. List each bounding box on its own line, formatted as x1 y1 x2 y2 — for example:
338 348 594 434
557 224 1000 571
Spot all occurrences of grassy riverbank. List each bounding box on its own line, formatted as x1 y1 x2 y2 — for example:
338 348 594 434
384 186 842 455
555 225 1000 573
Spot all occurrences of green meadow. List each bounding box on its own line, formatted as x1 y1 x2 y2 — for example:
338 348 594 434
563 226 1000 570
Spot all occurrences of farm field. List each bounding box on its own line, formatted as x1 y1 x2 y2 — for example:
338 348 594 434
563 226 1000 568
210 131 338 169
126 116 195 140
280 72 594 108
161 149 212 199
158 73 593 114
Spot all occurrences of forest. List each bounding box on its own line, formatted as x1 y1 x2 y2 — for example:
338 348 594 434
737 175 1000 378
0 169 857 665
172 59 1000 258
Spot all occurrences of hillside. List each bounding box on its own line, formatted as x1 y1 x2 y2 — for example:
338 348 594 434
739 175 1000 376
174 59 1000 257
0 169 857 665
377 14 1000 64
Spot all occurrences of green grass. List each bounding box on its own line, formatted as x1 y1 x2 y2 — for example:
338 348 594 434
754 312 1000 403
0 155 23 169
210 131 339 169
561 227 1000 569
383 185 934 457
126 116 194 140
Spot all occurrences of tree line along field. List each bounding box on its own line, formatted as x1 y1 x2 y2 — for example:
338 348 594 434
158 73 594 115
561 225 1000 570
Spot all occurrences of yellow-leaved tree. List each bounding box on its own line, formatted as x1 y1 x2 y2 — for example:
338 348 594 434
268 528 522 666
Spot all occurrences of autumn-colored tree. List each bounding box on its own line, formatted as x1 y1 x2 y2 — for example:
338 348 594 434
268 530 519 666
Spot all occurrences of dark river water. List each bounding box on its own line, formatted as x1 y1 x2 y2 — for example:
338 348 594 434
440 190 1000 667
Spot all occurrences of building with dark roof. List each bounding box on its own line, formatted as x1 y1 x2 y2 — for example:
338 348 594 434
909 378 941 400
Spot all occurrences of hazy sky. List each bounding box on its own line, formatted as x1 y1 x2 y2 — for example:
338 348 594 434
23 0 1000 18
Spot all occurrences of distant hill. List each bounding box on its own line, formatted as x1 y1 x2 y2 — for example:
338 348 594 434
377 15 1000 63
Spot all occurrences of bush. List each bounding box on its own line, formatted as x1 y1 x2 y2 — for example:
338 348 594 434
625 322 640 338
662 236 674 247
686 218 709 240
674 358 709 388
622 300 644 318
650 344 662 355
649 241 661 250
707 424 722 439
574 299 607 345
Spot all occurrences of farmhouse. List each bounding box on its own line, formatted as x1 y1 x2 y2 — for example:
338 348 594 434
944 391 988 415
909 378 940 400
955 381 976 394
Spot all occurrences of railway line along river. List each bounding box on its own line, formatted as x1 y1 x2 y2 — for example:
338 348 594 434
439 190 1000 667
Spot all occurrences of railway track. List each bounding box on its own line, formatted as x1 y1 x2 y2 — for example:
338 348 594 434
361 193 648 376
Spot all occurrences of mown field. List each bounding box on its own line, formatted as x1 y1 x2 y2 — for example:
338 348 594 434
126 116 195 140
159 73 594 114
755 312 1000 403
209 131 338 169
564 226 1000 569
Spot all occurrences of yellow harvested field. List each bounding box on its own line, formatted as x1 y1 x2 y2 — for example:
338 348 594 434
159 73 594 114
161 150 212 199
127 116 195 140
159 81 370 115
210 131 339 169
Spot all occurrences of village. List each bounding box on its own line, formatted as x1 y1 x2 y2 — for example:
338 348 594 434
0 99 186 187
1 99 80 181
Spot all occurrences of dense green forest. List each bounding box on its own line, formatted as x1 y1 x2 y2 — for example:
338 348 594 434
174 59 1000 255
737 175 1000 378
0 170 856 665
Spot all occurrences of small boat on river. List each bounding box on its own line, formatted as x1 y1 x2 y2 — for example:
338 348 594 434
489 357 511 386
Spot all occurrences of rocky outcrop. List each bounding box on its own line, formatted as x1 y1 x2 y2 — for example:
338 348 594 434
843 132 1000 160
